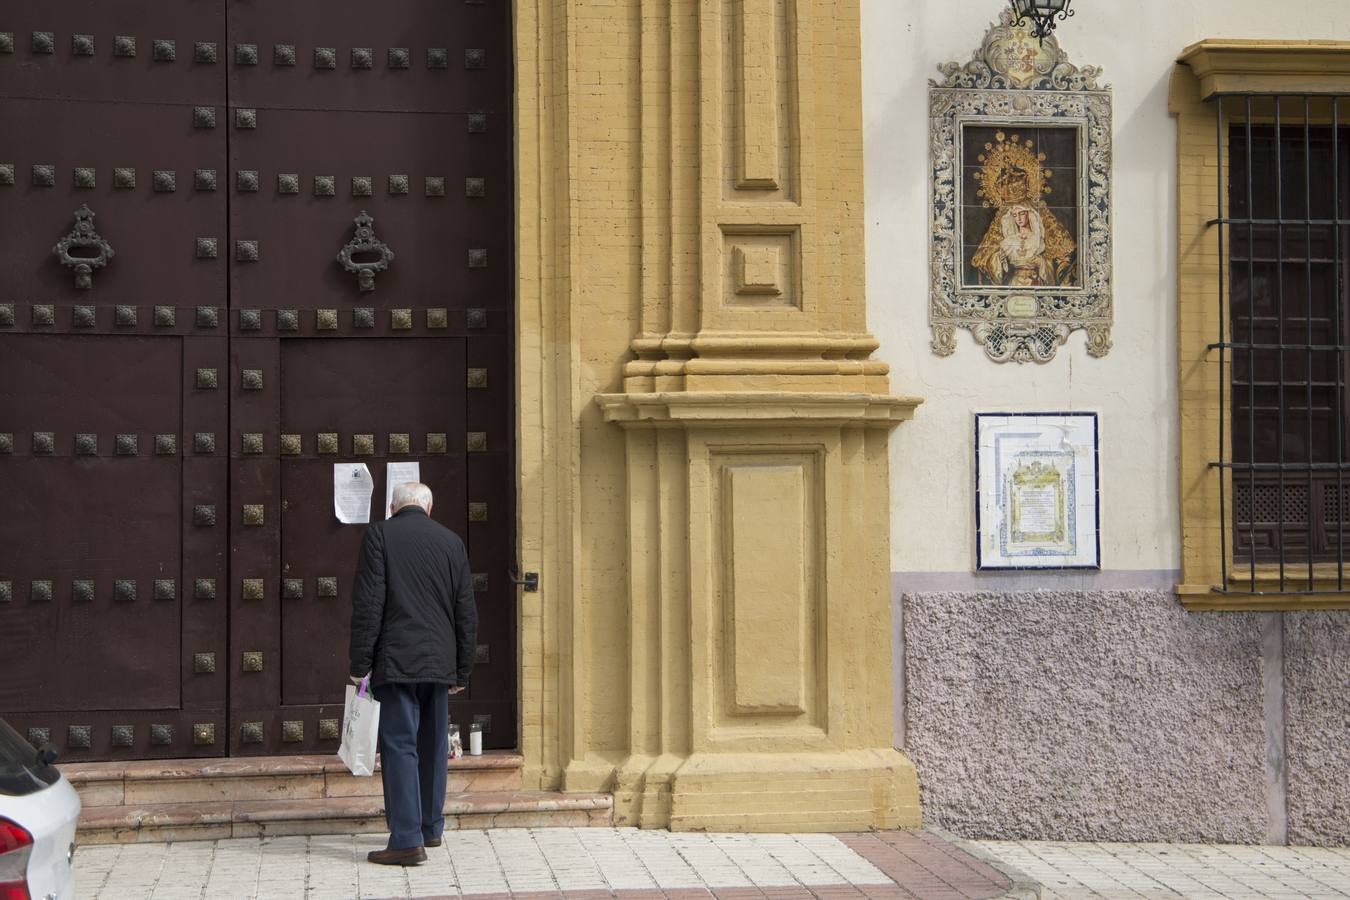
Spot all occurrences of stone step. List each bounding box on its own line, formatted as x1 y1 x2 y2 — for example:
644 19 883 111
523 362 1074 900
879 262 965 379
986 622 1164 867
60 751 610 845
76 790 614 844
64 751 524 808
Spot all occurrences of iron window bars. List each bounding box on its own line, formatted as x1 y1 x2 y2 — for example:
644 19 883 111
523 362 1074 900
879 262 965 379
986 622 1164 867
1210 94 1350 594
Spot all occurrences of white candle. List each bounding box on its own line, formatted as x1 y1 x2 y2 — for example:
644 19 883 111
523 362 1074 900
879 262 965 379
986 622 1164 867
468 724 483 756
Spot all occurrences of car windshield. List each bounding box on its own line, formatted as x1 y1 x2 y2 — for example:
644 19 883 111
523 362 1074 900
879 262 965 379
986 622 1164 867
0 718 58 796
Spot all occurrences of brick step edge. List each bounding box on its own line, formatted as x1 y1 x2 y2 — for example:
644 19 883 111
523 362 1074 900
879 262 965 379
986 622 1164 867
74 762 523 808
63 750 524 784
77 791 615 845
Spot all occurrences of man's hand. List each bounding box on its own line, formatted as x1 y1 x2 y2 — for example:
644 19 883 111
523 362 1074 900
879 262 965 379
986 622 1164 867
350 674 368 686
448 685 466 695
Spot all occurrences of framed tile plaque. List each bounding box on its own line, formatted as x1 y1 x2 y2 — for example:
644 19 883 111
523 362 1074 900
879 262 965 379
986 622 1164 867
929 10 1112 363
975 412 1100 570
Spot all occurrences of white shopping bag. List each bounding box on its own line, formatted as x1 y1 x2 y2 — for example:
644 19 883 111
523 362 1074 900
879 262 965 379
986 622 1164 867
338 676 381 776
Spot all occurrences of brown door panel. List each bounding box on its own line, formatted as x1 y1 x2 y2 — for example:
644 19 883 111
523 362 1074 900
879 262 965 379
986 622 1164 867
0 4 226 105
229 456 282 709
1 0 514 758
274 336 468 712
0 99 228 305
226 0 509 114
181 455 229 712
279 455 467 708
1 335 188 714
0 459 182 712
466 334 514 440
227 702 354 756
228 108 511 309
0 334 181 437
279 337 467 432
0 711 227 761
461 331 514 747
229 336 280 460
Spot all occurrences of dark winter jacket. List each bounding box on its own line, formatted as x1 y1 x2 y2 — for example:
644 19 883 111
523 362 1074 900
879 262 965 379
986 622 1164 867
348 505 477 687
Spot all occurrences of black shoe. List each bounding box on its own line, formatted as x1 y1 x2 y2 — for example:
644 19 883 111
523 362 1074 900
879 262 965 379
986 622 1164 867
424 837 442 848
367 846 427 866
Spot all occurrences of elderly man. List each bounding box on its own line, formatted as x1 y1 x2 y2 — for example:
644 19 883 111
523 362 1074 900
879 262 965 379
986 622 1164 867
349 481 477 866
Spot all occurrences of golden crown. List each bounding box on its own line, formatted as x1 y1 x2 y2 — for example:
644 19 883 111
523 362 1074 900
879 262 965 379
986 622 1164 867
974 131 1052 208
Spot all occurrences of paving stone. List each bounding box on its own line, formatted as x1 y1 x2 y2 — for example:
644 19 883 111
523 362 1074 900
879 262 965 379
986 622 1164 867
68 826 1350 900
976 840 1350 900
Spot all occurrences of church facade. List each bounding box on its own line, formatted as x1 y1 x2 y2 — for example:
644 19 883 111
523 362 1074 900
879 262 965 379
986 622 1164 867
1 0 1348 843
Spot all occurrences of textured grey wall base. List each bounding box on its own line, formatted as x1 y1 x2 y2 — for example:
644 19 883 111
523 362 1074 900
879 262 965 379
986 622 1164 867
1284 611 1350 845
903 589 1270 843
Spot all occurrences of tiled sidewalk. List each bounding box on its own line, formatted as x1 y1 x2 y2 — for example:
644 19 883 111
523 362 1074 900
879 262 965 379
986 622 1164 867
976 839 1350 899
72 828 1014 900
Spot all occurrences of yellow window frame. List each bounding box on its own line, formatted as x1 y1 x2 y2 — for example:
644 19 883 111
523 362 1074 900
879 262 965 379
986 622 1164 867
1172 40 1350 610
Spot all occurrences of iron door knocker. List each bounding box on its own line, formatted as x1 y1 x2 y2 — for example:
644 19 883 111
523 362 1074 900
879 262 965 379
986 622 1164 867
336 210 395 292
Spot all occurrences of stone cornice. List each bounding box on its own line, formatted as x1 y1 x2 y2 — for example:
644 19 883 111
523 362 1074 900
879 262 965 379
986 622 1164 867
595 391 922 428
1178 39 1350 99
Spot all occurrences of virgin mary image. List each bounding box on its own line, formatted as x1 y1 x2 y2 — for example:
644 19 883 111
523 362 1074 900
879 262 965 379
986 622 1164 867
969 132 1077 287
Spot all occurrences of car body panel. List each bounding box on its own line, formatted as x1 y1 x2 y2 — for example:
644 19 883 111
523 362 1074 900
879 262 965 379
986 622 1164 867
1 775 80 900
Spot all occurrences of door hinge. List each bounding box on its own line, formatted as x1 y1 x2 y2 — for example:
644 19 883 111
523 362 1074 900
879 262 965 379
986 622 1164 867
508 564 538 592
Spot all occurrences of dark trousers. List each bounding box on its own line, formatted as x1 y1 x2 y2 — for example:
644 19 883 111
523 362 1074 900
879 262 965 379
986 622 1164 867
372 682 448 849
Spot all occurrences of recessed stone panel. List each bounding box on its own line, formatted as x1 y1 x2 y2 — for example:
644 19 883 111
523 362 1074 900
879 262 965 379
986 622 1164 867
723 231 797 309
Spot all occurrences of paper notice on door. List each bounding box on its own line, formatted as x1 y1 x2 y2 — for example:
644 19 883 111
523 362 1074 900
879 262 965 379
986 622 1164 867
334 463 374 524
385 462 421 518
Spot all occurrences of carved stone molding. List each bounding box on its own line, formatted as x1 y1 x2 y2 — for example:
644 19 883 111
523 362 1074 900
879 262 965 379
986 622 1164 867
597 390 921 429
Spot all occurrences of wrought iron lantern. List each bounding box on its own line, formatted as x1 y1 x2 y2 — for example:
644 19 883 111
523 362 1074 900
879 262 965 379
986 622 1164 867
1009 0 1073 43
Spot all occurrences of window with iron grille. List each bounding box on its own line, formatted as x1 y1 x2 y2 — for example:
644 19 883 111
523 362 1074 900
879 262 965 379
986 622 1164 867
1213 95 1350 594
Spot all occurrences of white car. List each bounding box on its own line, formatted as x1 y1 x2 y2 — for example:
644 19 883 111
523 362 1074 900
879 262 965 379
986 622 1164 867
0 718 80 900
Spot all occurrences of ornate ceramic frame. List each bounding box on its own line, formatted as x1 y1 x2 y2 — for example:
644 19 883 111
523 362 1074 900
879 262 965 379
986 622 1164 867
929 10 1112 363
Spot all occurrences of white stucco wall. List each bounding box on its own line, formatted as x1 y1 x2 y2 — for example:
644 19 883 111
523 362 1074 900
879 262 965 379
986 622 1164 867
863 1 1350 576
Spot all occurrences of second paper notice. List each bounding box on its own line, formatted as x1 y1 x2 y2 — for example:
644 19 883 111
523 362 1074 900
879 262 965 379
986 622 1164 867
385 462 420 518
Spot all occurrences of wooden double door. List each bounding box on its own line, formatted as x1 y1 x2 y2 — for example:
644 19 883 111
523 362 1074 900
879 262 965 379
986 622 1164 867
0 0 515 758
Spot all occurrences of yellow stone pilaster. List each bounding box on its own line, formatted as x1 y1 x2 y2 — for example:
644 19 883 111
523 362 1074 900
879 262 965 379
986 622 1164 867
514 0 922 830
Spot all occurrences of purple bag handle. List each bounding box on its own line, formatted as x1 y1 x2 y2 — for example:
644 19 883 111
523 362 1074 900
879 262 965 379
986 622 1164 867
358 675 370 698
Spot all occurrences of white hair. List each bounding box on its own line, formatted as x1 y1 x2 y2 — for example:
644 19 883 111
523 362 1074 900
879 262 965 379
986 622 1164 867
391 482 433 512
